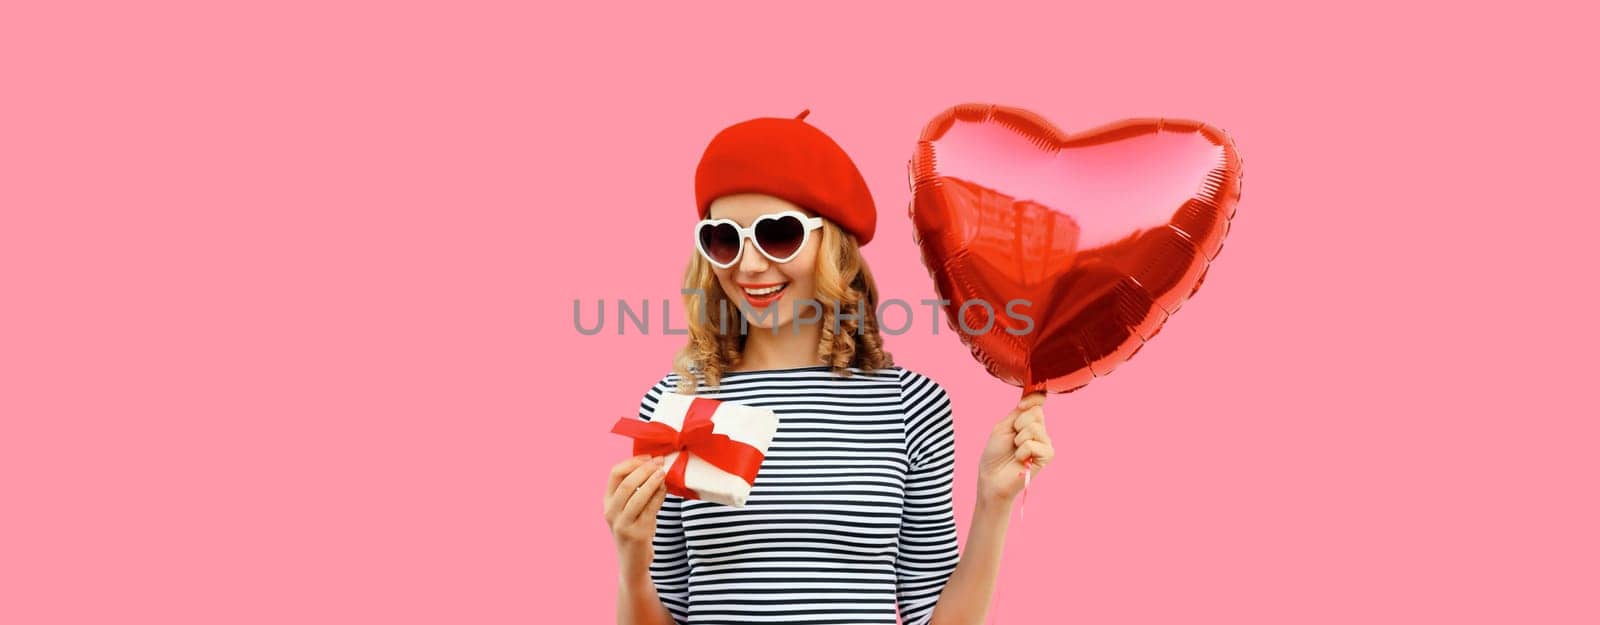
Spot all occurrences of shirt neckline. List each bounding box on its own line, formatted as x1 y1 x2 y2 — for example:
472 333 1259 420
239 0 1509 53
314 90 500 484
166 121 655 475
719 365 836 376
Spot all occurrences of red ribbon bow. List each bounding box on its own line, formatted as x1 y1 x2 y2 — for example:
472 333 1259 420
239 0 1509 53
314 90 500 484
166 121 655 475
610 397 765 501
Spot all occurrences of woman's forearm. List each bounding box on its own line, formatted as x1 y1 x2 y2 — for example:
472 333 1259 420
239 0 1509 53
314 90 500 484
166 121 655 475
928 496 1013 625
616 566 674 625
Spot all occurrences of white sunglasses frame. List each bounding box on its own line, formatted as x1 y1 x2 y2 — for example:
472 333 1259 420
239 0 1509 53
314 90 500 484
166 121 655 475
693 210 824 269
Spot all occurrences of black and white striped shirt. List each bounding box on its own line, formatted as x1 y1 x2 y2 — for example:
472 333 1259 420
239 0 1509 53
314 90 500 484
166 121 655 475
636 365 961 625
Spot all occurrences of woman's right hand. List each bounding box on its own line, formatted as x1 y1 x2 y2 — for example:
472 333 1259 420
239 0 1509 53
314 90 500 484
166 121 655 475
605 454 669 577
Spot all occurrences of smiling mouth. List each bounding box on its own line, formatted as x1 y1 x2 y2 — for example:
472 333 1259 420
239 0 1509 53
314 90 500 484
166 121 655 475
739 282 789 308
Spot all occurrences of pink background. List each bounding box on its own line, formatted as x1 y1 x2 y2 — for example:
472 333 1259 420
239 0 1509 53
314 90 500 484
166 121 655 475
4 1 1597 623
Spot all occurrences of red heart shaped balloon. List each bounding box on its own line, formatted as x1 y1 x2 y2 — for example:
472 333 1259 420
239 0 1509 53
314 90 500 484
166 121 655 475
908 104 1243 394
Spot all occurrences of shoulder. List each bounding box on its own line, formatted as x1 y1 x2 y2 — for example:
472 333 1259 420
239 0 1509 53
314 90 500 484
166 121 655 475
637 371 682 421
893 366 956 466
894 366 951 408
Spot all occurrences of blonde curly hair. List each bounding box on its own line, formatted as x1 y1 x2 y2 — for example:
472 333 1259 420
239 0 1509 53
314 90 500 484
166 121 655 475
672 218 892 393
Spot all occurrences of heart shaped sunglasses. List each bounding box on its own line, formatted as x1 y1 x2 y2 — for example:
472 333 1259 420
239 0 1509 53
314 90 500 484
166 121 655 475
694 210 823 269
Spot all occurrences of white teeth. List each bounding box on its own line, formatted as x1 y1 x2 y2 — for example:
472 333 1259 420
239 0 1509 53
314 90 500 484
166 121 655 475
744 284 786 296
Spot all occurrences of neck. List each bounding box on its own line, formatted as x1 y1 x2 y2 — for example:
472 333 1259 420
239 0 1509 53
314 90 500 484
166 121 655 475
735 316 826 372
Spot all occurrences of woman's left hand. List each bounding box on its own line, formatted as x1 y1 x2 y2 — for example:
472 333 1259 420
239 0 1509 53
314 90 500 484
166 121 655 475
977 392 1054 506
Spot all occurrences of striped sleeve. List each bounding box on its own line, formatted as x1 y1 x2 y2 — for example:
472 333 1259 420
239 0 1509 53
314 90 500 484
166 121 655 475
638 374 690 625
894 368 962 625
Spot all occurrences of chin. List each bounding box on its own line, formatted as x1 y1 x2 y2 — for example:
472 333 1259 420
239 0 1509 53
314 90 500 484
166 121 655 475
739 311 786 330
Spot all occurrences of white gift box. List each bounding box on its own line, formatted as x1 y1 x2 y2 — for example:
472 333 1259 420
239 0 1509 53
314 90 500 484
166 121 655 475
631 393 778 508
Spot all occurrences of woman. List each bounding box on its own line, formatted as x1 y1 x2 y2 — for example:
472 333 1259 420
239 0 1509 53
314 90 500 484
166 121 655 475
603 111 1055 625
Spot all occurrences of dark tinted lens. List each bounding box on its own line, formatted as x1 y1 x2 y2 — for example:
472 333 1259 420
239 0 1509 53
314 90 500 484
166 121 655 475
698 222 741 264
754 215 806 260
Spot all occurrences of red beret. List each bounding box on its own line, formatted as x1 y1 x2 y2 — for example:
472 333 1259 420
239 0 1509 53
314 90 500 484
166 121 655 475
695 109 876 245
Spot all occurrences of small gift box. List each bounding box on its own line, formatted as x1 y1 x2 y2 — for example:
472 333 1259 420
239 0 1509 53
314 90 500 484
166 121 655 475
611 393 778 507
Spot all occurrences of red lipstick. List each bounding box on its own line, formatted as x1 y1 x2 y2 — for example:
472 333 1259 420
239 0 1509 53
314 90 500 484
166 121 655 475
736 282 789 309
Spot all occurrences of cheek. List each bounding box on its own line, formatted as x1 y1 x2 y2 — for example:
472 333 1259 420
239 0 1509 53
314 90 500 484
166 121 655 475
780 255 817 293
712 268 738 294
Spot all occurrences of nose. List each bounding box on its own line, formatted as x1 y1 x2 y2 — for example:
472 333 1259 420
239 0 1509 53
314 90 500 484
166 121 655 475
736 237 769 274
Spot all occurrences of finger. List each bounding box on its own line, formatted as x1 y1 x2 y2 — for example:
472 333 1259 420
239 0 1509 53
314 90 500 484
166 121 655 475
999 397 1034 424
992 410 1020 434
1014 406 1045 430
642 478 669 519
609 457 665 513
1013 422 1051 448
609 461 662 519
1017 392 1046 411
608 455 650 493
1013 439 1052 466
1031 440 1055 470
616 457 663 496
620 468 667 523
